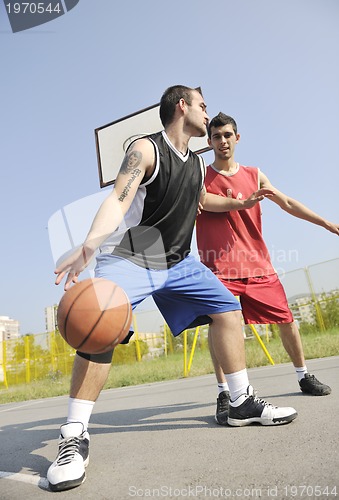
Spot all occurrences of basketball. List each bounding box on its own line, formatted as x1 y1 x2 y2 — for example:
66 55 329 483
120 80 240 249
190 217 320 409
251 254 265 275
57 278 132 354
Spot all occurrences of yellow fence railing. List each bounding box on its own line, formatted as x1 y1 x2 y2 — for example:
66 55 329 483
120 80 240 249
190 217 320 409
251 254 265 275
0 259 338 389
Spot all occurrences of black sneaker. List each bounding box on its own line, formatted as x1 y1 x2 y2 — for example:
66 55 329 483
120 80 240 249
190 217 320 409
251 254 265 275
47 422 90 492
215 390 230 425
228 386 298 427
299 373 331 396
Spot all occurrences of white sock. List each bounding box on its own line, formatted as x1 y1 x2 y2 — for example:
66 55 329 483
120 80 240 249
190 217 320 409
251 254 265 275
295 366 308 381
217 382 229 395
225 369 249 401
67 397 95 431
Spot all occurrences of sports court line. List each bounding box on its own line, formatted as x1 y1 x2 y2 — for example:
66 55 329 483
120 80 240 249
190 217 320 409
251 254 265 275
0 470 49 490
0 399 51 413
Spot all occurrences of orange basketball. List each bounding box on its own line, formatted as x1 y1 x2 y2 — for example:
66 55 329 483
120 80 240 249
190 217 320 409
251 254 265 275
57 278 132 354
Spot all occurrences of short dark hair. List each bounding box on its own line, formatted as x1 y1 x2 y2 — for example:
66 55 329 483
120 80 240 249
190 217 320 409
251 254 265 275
208 112 238 138
160 85 203 127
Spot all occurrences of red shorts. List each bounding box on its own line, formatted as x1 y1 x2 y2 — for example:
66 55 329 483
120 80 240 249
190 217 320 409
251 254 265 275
219 274 293 324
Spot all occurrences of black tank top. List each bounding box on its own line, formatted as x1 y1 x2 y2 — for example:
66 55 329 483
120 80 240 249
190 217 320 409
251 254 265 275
112 131 205 269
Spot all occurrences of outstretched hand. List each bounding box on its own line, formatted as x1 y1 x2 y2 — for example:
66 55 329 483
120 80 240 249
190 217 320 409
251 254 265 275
243 188 275 209
325 222 339 236
54 245 94 291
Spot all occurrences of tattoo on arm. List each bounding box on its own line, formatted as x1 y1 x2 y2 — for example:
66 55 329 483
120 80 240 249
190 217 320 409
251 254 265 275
120 150 142 174
118 167 142 202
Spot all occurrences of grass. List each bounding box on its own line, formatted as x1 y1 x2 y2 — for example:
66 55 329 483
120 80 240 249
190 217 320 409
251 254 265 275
1 328 338 404
244 326 339 367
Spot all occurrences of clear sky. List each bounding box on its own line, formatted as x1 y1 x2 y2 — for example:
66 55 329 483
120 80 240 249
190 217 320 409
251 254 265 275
1 0 338 335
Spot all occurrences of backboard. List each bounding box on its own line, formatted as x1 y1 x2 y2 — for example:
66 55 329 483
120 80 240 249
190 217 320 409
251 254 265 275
95 103 211 188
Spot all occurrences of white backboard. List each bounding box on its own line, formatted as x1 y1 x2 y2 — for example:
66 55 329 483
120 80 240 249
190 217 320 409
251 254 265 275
95 103 211 188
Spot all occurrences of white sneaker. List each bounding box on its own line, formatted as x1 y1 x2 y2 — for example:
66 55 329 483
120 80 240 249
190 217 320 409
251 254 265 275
47 422 90 491
228 386 298 426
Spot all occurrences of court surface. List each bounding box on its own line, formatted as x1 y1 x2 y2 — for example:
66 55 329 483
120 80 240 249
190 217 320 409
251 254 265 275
0 356 338 499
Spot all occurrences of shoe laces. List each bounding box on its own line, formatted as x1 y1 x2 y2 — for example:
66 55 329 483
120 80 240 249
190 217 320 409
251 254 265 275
56 436 82 466
251 394 277 409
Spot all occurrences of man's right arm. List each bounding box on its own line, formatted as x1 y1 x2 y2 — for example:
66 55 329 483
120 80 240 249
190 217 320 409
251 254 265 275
55 138 155 289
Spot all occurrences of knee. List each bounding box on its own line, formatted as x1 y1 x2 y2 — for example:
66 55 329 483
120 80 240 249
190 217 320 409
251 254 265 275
77 350 114 364
210 310 242 327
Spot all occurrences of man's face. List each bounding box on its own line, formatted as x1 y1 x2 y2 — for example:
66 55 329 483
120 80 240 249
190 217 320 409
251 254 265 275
208 124 240 160
184 91 209 137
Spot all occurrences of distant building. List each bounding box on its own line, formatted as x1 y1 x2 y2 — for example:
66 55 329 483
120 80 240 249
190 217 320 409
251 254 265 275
288 294 314 324
0 316 20 341
45 305 58 332
288 289 339 324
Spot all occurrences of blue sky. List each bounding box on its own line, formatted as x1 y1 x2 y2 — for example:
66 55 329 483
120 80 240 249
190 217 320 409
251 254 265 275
1 0 338 335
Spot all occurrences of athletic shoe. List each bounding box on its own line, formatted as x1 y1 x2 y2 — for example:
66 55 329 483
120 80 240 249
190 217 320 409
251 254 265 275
228 386 298 427
215 390 230 425
299 373 331 396
47 422 90 492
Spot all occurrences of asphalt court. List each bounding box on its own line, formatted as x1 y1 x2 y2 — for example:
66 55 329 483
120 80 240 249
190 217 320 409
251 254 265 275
0 356 338 499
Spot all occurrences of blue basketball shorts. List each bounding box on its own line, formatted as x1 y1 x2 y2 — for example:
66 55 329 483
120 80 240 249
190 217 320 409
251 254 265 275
94 253 241 340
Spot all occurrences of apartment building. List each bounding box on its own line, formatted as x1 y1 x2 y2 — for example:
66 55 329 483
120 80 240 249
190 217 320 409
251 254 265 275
0 315 20 341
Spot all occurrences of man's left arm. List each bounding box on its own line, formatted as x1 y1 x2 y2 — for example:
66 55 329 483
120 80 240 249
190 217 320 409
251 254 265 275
260 171 339 235
202 189 274 212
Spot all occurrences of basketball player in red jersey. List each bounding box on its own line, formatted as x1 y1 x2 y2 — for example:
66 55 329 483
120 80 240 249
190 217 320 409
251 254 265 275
197 112 338 425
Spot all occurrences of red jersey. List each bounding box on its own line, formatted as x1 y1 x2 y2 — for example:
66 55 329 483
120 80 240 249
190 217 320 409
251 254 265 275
196 164 275 279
